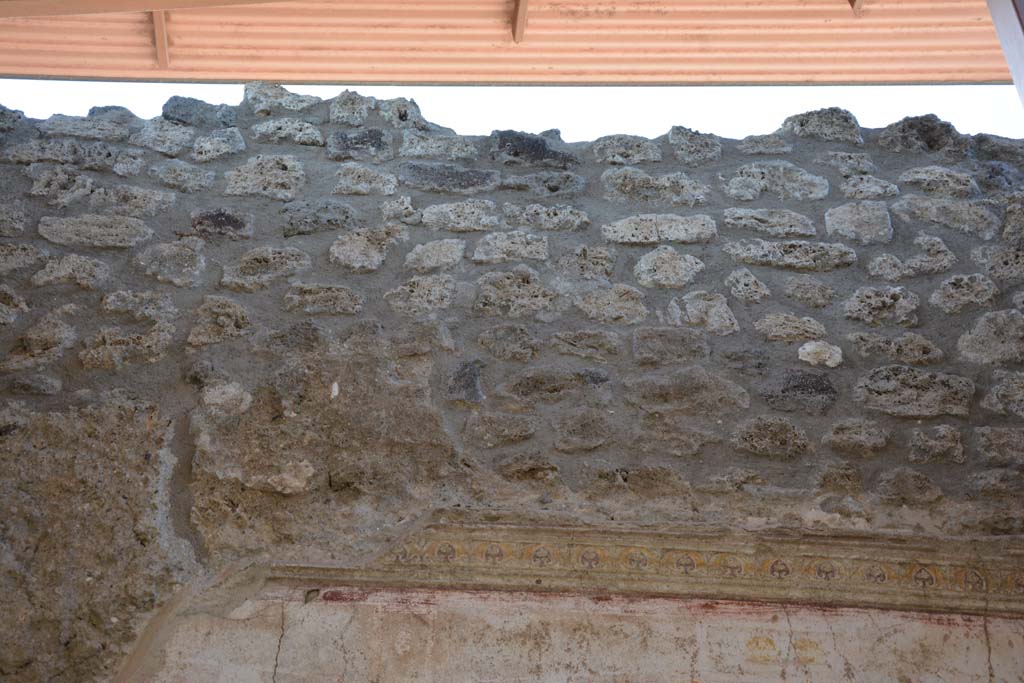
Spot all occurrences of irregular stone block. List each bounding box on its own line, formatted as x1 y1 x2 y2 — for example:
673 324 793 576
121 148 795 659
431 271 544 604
329 90 375 125
381 195 421 225
731 416 811 459
475 265 555 318
326 128 392 160
754 313 826 342
843 286 919 326
760 369 838 415
478 324 540 362
37 113 132 142
981 370 1024 418
398 130 477 159
977 427 1024 467
0 307 76 371
244 82 320 115
500 171 586 197
798 340 842 367
602 167 708 205
847 331 944 365
825 201 893 244
162 95 235 127
783 275 835 308
8 373 61 395
100 290 177 321
632 326 710 364
724 239 856 271
673 291 739 335
722 208 816 237
385 274 456 315
634 246 705 288
221 246 311 291
187 295 251 346
667 126 721 164
779 107 863 144
0 201 26 236
878 114 968 155
876 467 942 505
591 134 662 165
891 195 999 240
867 233 956 281
38 214 151 248
929 273 998 314
502 366 609 403
79 321 174 369
909 425 964 464
898 165 979 198
421 199 499 232
957 309 1024 364
252 118 325 146
399 161 500 194
624 367 749 415
89 184 176 217
283 283 364 315
503 203 590 231
149 159 215 192
574 284 648 324
490 130 579 168
815 151 876 176
823 419 889 456
281 198 356 237
379 97 431 129
26 163 94 207
839 174 900 199
972 245 1024 284
602 213 717 244
191 127 246 162
554 408 613 453
0 243 47 275
550 329 621 361
472 231 548 263
463 412 535 448
0 285 28 326
405 239 465 272
854 365 974 417
329 225 405 272
31 254 109 290
556 245 616 282
137 237 206 288
129 117 195 155
736 134 792 155
225 154 306 200
725 267 770 303
333 162 398 195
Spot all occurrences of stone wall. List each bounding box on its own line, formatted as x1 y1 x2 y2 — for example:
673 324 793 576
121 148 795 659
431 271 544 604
1 83 1023 681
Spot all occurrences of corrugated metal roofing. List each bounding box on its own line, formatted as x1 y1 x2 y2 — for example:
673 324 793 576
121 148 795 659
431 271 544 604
0 0 1011 84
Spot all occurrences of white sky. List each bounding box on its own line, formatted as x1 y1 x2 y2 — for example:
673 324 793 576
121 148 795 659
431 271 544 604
0 79 1021 141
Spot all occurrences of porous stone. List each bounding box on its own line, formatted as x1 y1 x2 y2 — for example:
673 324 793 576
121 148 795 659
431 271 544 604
601 167 709 206
816 151 877 176
724 161 829 201
799 340 843 367
632 326 710 364
909 425 964 464
251 118 324 146
284 283 364 315
853 365 974 417
472 231 548 263
503 202 590 231
602 213 717 244
722 208 816 237
379 97 431 129
333 162 398 195
891 195 999 240
88 184 176 217
591 134 662 164
929 273 999 314
37 113 132 142
79 322 174 369
876 467 943 505
137 238 206 288
101 290 177 321
0 243 46 275
574 284 648 324
674 291 739 335
25 163 94 207
162 95 235 127
500 171 586 197
878 114 968 155
490 130 579 168
329 90 375 125
867 233 956 281
0 285 28 325
399 161 500 194
191 127 246 162
556 245 616 282
478 324 541 362
724 239 857 271
550 329 622 361
421 199 499 232
754 313 826 342
839 174 900 199
187 295 251 346
736 134 792 155
634 246 705 288
779 107 863 144
221 246 311 291
898 166 979 198
825 201 893 245
463 412 536 448
129 117 194 155
149 159 215 192
8 373 61 395
502 366 609 403
0 201 26 236
225 154 305 200
398 131 477 159
244 82 320 115
554 408 613 453
957 309 1024 364
667 126 721 165
624 367 749 415
783 275 835 308
4 138 143 175
760 369 838 415
823 419 889 456
843 286 919 326
977 427 1024 467
31 254 109 289
981 370 1024 418
385 274 456 315
847 331 944 365
381 195 421 225
0 307 77 371
731 416 810 459
281 198 357 237
326 128 392 160
725 267 771 302
405 239 465 272
38 214 152 248
475 265 555 318
329 226 406 272
972 245 1024 284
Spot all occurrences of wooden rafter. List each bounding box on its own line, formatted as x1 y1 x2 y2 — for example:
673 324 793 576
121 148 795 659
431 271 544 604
512 0 528 42
151 10 169 68
0 0 287 19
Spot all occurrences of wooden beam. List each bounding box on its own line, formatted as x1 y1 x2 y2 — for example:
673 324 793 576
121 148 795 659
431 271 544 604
512 0 528 43
987 0 1024 105
151 10 169 68
0 0 288 19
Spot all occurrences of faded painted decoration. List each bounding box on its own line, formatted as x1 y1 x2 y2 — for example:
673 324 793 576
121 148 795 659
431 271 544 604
0 83 1023 682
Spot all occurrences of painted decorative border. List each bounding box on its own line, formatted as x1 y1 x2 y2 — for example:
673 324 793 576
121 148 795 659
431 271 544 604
272 516 1024 617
